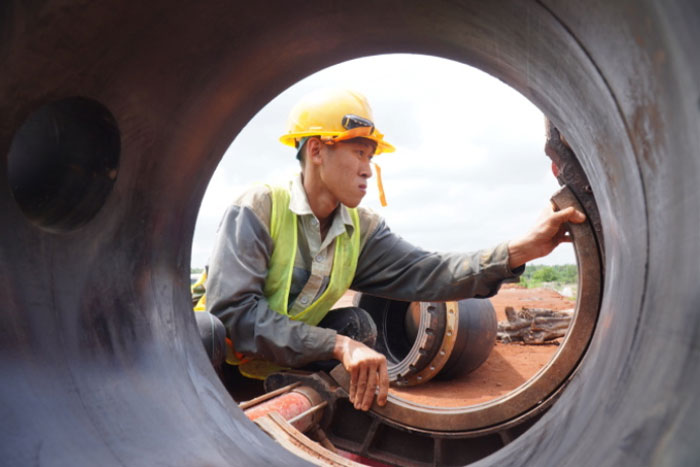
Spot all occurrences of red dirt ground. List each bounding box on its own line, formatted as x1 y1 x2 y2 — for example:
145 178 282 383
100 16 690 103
335 285 576 407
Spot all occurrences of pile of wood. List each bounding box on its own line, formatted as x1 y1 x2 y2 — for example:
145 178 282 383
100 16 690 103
497 307 574 344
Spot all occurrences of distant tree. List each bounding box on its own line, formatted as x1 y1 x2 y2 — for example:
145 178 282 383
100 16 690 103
559 264 578 283
520 264 578 288
532 266 558 282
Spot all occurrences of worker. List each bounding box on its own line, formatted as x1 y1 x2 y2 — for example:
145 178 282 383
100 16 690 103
200 88 585 412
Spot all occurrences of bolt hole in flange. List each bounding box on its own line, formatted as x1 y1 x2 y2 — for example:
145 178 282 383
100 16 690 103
6 97 120 232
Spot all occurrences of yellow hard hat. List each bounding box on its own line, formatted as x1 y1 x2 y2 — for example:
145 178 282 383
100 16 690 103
279 88 395 155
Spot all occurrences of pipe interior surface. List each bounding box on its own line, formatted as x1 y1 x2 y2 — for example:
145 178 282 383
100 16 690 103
1 1 698 466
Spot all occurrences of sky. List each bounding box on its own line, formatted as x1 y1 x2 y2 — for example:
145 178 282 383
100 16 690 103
191 54 575 269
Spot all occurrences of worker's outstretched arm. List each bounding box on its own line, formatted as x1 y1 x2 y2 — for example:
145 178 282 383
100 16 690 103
507 205 586 269
333 335 389 411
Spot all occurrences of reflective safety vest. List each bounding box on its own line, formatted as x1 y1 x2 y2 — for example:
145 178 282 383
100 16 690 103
192 271 207 311
230 184 361 379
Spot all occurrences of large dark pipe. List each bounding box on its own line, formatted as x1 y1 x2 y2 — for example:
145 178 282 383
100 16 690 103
1 1 699 466
354 294 498 385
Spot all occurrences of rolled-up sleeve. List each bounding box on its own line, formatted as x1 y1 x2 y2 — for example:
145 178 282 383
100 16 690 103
205 193 337 368
351 219 523 301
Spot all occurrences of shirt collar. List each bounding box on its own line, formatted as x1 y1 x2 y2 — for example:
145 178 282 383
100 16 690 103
289 174 356 236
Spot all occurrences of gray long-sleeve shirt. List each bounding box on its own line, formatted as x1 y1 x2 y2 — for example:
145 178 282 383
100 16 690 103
206 175 522 368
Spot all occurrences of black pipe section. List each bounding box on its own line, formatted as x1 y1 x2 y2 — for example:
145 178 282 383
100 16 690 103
1 1 699 466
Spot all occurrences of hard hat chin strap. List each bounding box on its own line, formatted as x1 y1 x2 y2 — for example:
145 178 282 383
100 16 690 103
373 162 387 207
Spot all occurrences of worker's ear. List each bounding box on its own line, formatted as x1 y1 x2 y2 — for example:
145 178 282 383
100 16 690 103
307 137 325 166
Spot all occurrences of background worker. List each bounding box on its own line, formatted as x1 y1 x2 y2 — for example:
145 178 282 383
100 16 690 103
202 88 585 412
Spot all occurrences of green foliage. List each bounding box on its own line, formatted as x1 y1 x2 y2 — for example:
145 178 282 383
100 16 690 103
520 264 577 289
191 267 204 274
532 267 558 282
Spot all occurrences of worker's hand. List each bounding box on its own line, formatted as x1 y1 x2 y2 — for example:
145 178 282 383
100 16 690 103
507 204 586 269
333 334 389 411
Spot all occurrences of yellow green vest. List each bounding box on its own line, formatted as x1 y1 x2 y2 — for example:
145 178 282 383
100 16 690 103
234 184 361 379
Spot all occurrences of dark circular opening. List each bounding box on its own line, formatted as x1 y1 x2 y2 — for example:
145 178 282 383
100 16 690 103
354 293 413 364
7 96 120 232
381 300 414 362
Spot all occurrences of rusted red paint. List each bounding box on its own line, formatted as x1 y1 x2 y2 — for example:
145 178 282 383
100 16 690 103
245 391 313 432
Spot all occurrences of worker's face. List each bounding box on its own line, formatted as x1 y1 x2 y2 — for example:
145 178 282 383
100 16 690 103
318 138 376 208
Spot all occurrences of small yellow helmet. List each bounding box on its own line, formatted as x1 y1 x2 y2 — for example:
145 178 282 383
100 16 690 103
279 88 395 155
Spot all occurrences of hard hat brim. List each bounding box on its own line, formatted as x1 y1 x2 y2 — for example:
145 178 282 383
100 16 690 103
279 128 395 154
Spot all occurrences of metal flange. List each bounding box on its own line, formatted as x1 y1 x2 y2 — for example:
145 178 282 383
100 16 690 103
400 301 459 386
333 185 602 435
